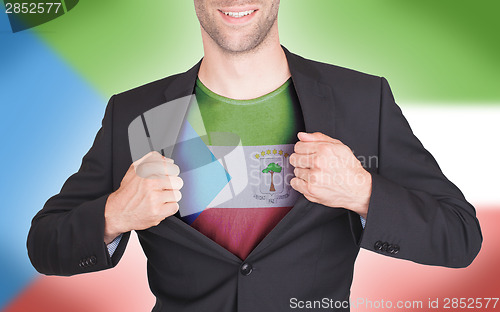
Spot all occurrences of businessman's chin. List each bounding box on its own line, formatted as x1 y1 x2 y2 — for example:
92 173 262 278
195 0 280 54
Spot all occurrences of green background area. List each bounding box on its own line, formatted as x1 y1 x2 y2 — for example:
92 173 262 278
32 0 500 104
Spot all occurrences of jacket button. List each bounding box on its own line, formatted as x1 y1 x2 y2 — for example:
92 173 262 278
79 259 87 268
240 263 253 276
393 245 400 254
387 244 395 254
381 242 389 252
374 241 383 251
89 256 97 265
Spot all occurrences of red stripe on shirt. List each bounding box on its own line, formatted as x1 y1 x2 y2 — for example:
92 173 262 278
191 207 293 260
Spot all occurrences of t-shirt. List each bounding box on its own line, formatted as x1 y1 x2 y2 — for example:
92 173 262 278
178 77 305 260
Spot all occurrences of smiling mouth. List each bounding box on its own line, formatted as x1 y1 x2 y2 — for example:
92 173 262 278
219 9 257 18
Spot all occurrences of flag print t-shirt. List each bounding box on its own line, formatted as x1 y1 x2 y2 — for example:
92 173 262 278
180 77 305 260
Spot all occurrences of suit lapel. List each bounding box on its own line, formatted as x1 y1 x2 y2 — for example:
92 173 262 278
163 60 201 102
154 46 337 261
283 46 336 136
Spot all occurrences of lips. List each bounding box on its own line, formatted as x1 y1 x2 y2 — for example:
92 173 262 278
218 8 258 24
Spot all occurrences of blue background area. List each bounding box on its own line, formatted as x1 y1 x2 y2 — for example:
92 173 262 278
0 12 105 308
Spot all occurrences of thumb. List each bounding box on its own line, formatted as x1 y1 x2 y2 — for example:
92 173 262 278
297 132 340 143
134 151 160 166
134 151 172 167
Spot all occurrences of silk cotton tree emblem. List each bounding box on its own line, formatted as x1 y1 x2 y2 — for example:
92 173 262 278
252 148 294 204
262 162 282 192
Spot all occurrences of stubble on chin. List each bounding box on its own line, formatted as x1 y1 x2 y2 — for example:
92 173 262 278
195 1 280 55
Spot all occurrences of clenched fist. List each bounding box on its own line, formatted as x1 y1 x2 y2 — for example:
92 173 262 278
289 132 372 218
104 151 183 244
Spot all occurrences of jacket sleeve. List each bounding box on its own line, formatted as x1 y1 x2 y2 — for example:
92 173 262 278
357 77 482 268
27 95 130 276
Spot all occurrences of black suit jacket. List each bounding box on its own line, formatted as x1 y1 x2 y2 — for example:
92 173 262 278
27 46 482 312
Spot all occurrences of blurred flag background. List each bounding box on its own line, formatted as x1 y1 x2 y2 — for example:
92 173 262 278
1 1 498 311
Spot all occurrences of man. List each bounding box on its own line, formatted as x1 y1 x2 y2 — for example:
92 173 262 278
27 1 482 311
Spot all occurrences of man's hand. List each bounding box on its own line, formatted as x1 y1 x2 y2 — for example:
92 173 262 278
103 151 183 244
289 132 372 218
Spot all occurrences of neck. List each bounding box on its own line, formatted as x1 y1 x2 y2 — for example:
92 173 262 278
198 24 291 100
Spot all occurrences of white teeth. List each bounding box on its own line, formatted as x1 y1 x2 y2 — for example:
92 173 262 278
222 10 255 18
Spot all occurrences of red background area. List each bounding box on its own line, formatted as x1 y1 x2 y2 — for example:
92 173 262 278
4 208 498 312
